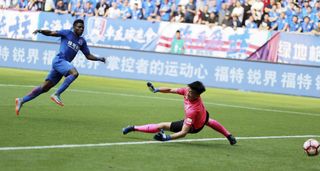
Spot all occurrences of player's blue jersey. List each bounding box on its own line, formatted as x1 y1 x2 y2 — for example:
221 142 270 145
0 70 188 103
55 29 90 62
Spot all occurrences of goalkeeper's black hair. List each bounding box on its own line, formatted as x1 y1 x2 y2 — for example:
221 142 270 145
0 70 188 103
73 19 84 26
188 81 206 95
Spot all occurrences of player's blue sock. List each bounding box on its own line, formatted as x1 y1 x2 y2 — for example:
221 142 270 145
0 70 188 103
55 74 77 95
22 86 43 103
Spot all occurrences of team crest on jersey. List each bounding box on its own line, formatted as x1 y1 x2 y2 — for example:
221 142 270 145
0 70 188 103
78 39 83 46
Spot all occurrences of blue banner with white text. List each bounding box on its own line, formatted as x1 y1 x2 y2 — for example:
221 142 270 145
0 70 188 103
1 38 319 98
278 32 320 67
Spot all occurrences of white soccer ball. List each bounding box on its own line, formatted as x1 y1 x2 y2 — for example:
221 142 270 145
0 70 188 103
303 139 320 156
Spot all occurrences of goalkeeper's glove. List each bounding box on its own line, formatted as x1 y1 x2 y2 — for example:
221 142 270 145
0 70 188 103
154 129 171 141
147 82 159 93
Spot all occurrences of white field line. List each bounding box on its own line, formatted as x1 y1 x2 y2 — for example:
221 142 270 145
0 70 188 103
2 83 320 117
0 135 319 151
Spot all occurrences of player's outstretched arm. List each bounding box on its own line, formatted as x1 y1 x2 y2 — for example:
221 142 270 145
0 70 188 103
85 54 106 63
33 30 60 37
147 82 177 94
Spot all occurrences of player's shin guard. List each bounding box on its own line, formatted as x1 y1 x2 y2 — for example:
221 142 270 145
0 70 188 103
206 119 231 137
22 86 43 103
134 124 160 133
55 74 77 95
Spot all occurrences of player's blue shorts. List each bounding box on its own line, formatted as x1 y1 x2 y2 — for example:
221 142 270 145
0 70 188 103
45 59 75 85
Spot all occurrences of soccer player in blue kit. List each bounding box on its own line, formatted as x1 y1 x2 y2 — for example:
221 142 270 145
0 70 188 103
15 19 106 116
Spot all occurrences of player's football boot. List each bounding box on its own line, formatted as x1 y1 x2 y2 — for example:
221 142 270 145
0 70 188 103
50 94 64 106
122 126 135 135
227 134 237 145
15 98 23 116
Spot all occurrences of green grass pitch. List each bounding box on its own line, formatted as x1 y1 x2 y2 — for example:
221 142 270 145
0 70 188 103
0 67 319 171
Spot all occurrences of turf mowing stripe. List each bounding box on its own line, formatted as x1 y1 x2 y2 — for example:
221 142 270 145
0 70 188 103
2 83 320 117
0 135 319 151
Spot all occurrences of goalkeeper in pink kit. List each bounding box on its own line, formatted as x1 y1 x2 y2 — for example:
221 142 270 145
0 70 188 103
122 81 237 145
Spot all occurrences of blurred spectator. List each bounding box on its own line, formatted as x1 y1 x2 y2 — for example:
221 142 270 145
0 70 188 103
83 1 95 17
117 0 124 10
146 0 161 22
294 5 303 22
301 16 314 32
259 13 271 30
171 4 185 22
245 15 258 28
304 6 314 19
271 11 288 31
55 0 68 14
264 0 275 9
95 0 109 17
171 5 185 23
171 30 185 54
0 0 4 9
251 0 264 23
1 0 15 9
231 14 242 28
71 0 84 19
107 1 121 18
285 2 295 20
196 0 205 11
313 1 320 12
159 0 171 21
28 0 44 11
242 0 252 25
193 7 203 23
221 12 233 27
142 0 155 20
65 0 73 13
131 2 143 19
227 0 237 14
302 0 311 17
208 0 219 14
44 0 55 12
218 2 229 25
231 0 244 23
275 1 284 13
287 15 302 32
201 5 210 23
15 0 29 10
130 0 141 9
311 21 320 35
266 4 278 28
206 12 218 26
313 11 320 23
184 0 196 23
120 0 132 19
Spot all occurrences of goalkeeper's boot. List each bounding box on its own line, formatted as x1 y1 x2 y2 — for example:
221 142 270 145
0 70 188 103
50 94 64 107
15 98 23 116
122 126 135 135
227 134 237 145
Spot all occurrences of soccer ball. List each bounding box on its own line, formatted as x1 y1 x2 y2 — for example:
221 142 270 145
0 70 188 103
303 139 320 156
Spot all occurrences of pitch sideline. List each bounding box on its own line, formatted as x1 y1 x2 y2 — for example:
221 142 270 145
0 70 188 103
0 135 319 151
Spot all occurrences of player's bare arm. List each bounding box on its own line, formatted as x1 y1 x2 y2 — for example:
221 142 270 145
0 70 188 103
156 87 178 94
85 54 106 63
33 30 60 37
147 82 178 94
170 123 191 140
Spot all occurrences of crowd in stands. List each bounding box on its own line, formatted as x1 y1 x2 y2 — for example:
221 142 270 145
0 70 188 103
1 0 320 33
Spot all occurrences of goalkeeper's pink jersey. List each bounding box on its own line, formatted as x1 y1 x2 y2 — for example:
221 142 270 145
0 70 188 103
177 87 207 129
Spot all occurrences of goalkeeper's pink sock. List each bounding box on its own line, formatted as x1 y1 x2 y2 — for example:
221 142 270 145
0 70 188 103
134 124 159 133
206 119 230 137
